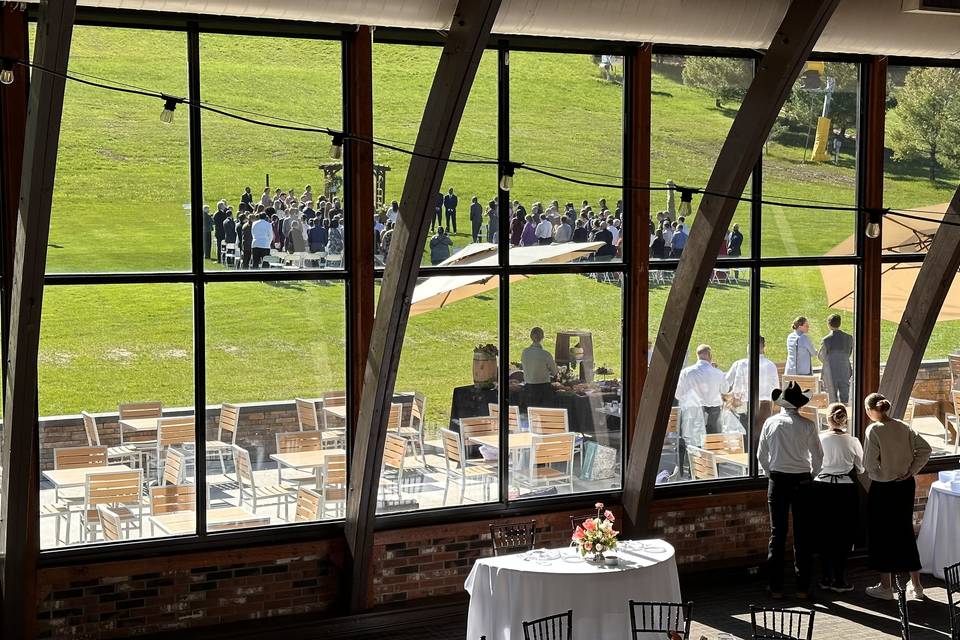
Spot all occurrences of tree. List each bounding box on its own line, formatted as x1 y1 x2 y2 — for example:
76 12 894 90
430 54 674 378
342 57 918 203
888 67 960 182
681 57 751 109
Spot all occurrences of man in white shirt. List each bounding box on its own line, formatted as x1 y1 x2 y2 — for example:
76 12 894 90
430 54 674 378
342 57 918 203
757 381 824 599
725 336 781 429
675 344 727 435
535 214 554 245
250 210 274 269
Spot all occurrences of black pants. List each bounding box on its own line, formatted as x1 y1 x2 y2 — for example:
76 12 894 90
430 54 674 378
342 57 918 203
203 231 212 259
767 471 814 593
251 247 270 269
538 237 553 245
215 233 225 261
241 247 252 269
703 405 722 434
433 208 442 230
524 383 554 409
815 480 858 584
445 209 457 233
472 220 482 243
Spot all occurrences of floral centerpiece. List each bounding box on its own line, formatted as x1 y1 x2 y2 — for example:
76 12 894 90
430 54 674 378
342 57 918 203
572 502 619 563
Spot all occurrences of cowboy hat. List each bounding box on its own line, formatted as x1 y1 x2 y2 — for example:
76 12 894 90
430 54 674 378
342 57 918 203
772 381 811 409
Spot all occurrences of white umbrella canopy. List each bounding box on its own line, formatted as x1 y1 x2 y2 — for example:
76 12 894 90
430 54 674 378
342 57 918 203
410 241 606 315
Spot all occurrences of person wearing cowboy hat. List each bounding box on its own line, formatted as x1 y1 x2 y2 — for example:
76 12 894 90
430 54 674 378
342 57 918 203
757 381 824 600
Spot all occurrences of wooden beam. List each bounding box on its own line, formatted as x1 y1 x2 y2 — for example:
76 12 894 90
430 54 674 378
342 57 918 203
622 0 841 535
879 185 960 417
344 0 501 613
858 56 887 426
345 25 375 428
0 5 28 306
625 43 651 452
0 1 77 636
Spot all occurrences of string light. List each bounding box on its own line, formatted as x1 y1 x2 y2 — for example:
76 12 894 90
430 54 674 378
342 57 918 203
3 55 955 231
329 131 344 160
160 95 180 124
0 59 15 86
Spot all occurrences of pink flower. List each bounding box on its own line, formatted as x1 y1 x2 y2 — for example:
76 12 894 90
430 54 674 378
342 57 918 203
595 502 604 509
583 519 596 532
583 541 593 551
572 527 585 541
604 510 615 522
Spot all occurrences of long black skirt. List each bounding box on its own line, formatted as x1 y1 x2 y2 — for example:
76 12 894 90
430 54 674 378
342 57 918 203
867 476 921 573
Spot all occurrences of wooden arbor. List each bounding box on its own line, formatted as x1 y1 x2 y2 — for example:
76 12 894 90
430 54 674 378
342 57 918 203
622 0 842 534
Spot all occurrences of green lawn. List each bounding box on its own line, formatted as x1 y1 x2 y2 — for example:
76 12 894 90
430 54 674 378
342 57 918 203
36 27 960 423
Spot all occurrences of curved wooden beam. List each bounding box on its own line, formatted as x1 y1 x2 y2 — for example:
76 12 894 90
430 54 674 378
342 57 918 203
622 0 841 534
879 185 960 418
344 0 501 612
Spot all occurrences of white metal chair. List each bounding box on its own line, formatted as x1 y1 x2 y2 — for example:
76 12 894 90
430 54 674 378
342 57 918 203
153 416 195 485
207 403 240 478
379 433 408 499
232 445 294 521
82 411 140 468
82 469 144 542
438 428 496 505
296 397 345 449
687 446 719 480
318 453 347 518
275 431 323 487
515 433 576 494
294 487 323 523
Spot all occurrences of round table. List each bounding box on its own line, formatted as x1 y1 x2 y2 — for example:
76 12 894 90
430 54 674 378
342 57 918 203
918 480 960 580
464 540 682 640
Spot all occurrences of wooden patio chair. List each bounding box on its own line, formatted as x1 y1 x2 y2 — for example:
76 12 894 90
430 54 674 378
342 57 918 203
516 433 576 494
380 433 408 499
117 401 163 446
232 444 294 521
782 374 819 394
153 416 195 485
82 411 140 468
629 600 693 639
528 407 581 465
275 431 323 487
297 396 345 449
438 428 496 505
207 403 240 478
320 391 347 431
489 520 536 556
82 469 144 542
148 483 196 536
160 447 189 486
97 504 127 542
703 433 744 454
687 446 718 481
318 453 346 518
487 403 522 432
294 487 323 523
53 445 107 504
395 392 427 466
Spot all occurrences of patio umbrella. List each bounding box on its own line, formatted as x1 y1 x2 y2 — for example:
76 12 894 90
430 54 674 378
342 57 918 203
410 242 606 315
820 203 960 323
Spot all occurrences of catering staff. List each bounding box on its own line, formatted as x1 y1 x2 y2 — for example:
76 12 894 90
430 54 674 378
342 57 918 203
521 327 558 408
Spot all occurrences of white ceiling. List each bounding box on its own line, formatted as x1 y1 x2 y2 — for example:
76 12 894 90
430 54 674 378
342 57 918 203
34 0 960 58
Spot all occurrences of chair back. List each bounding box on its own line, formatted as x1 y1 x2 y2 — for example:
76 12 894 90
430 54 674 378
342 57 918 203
387 403 404 431
294 487 322 522
531 433 575 467
409 392 426 431
490 404 523 432
666 407 680 434
85 470 143 515
950 353 960 390
318 453 347 515
782 374 818 394
55 446 108 470
522 609 573 640
232 445 256 489
217 403 241 444
629 601 693 639
439 428 465 470
688 446 718 480
162 448 188 485
528 407 569 434
903 398 917 425
118 401 163 421
807 392 829 409
295 398 321 431
460 416 498 442
945 560 960 640
382 433 406 472
97 505 125 541
569 513 597 533
81 411 101 446
321 391 347 428
489 521 536 556
749 605 815 640
703 433 744 454
277 431 323 454
158 416 195 447
150 484 196 515
896 575 911 640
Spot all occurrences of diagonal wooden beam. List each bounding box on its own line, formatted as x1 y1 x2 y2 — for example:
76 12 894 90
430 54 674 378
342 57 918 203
879 185 960 418
1 1 77 636
344 0 501 612
622 0 841 534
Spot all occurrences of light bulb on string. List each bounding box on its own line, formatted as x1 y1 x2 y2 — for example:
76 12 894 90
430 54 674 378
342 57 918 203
160 96 179 124
499 162 515 192
329 132 344 160
865 208 883 239
0 59 15 86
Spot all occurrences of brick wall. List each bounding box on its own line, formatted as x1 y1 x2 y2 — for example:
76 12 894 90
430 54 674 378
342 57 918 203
36 540 345 638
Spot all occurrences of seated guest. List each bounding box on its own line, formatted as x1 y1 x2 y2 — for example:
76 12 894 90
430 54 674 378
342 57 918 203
757 382 823 600
863 392 931 601
815 403 863 594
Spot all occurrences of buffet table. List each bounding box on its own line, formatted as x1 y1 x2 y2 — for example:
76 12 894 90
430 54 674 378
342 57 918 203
465 540 682 640
918 479 960 579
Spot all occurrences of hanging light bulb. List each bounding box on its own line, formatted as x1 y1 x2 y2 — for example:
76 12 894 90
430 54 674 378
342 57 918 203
677 188 695 219
160 96 179 124
499 162 515 192
865 208 883 239
329 132 344 160
0 59 15 86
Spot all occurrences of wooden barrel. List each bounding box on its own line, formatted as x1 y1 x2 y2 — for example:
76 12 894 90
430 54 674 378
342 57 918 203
473 353 498 388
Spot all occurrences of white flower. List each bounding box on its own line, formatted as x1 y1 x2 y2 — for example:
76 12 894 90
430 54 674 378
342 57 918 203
596 544 604 552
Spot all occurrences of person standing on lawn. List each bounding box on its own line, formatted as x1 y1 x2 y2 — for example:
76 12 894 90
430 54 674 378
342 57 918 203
470 196 484 243
818 314 853 404
444 188 459 234
785 316 817 376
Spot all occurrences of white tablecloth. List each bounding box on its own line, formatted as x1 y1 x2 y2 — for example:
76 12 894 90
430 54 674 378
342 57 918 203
918 481 960 580
465 540 682 640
